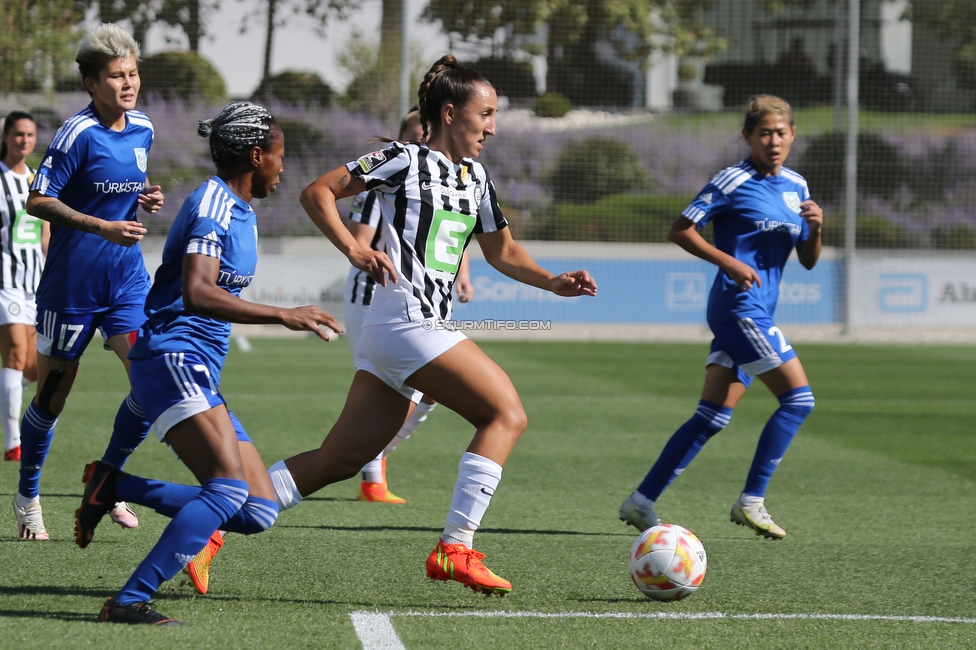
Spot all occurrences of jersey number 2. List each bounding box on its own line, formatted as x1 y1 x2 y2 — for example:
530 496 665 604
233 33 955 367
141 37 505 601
768 326 793 354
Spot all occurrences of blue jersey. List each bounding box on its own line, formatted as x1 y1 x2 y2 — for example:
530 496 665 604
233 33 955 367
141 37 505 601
129 177 258 383
681 160 811 323
30 103 153 313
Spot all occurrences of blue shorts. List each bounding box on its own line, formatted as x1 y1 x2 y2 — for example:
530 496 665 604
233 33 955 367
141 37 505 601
130 350 251 444
36 295 147 361
707 316 798 388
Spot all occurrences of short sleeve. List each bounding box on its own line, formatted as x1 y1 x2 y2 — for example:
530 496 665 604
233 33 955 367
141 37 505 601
348 191 381 228
472 166 508 235
183 181 235 259
681 183 731 228
30 136 83 199
346 142 411 193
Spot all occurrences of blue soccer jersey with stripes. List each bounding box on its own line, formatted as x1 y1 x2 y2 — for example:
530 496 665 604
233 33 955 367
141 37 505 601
129 176 257 382
29 103 153 313
681 159 811 323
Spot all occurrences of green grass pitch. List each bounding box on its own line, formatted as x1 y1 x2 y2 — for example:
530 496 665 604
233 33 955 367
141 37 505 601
1 339 974 648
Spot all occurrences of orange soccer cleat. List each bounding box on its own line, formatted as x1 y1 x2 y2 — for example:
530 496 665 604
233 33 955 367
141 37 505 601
184 530 225 595
426 540 512 596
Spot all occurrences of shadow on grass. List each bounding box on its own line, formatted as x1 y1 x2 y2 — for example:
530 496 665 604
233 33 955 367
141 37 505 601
279 523 633 537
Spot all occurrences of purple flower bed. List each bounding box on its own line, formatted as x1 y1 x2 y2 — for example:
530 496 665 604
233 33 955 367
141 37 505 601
32 97 975 246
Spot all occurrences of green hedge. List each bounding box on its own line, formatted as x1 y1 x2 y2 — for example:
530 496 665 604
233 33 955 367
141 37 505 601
527 194 692 242
139 51 227 103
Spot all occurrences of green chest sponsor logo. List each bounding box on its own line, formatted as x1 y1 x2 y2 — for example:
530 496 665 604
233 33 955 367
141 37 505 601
426 209 476 274
12 209 41 245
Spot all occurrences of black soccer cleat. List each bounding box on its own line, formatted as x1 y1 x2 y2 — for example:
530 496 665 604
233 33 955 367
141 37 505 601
98 598 185 626
75 460 119 549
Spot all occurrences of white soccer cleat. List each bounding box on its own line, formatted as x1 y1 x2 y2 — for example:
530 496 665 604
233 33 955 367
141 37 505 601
730 497 786 539
109 502 139 529
13 495 50 540
619 494 661 532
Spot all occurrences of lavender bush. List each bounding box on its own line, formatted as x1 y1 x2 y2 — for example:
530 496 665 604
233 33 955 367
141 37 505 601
30 96 975 247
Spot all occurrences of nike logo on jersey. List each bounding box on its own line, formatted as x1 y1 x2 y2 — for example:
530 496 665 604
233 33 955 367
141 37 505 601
480 487 494 497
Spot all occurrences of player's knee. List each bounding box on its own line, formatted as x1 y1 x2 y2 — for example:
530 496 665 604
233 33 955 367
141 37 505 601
37 369 67 417
497 403 528 438
695 401 732 437
779 387 815 419
238 497 278 535
5 348 28 371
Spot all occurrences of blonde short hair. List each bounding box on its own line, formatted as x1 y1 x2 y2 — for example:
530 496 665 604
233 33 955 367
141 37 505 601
76 23 141 83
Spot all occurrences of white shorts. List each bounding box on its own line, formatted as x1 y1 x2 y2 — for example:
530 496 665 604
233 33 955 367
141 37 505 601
0 289 36 327
344 302 367 366
357 319 466 402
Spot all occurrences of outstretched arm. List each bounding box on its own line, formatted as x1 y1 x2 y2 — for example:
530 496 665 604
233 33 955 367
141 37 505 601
668 216 761 291
182 253 341 341
26 192 146 247
300 168 397 286
476 228 596 297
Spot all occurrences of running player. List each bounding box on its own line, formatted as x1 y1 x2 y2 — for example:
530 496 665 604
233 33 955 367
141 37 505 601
266 54 597 596
74 101 340 625
0 111 49 462
15 24 165 540
619 94 822 539
348 109 474 504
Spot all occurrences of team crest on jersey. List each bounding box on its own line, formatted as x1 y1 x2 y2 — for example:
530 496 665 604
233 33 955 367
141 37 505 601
356 151 386 173
134 148 148 173
7 303 20 316
782 191 801 213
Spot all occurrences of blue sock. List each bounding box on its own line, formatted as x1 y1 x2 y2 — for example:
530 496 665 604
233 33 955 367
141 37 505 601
222 496 278 535
101 393 150 469
115 474 200 518
116 472 277 535
743 386 815 497
115 477 248 605
637 401 732 501
18 402 58 498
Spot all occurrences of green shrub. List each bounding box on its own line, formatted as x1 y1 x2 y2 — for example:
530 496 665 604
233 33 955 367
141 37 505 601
820 213 911 249
798 132 905 203
275 117 332 157
548 137 649 204
529 193 691 242
139 51 227 103
533 92 572 118
930 225 976 250
252 71 335 108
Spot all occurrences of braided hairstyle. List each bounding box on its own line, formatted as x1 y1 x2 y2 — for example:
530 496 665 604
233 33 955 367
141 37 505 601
198 101 280 169
417 55 491 141
0 110 35 161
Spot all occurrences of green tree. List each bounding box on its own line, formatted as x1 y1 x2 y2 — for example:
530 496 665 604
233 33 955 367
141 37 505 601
423 0 724 105
0 0 85 93
907 0 976 87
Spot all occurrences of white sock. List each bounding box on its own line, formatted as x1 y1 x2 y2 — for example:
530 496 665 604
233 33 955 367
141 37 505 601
739 493 764 507
268 460 303 510
384 401 435 456
360 454 384 483
630 490 655 509
442 452 503 548
0 368 23 450
15 492 39 507
21 375 33 388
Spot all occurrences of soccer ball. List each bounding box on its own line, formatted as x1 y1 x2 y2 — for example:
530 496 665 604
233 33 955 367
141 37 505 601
629 524 707 601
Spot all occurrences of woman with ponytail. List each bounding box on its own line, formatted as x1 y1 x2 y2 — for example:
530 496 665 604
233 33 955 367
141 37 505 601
262 54 597 596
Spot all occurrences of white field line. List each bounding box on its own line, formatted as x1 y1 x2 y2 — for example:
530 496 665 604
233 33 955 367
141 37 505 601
350 612 405 650
352 609 976 650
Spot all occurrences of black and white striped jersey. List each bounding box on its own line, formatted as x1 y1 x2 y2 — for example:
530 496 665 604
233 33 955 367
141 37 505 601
0 162 44 292
346 142 507 323
344 191 383 306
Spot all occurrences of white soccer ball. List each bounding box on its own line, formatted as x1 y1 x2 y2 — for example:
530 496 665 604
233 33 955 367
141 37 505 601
629 523 707 602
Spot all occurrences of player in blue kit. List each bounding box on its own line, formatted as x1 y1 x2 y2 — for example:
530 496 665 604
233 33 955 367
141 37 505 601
14 24 165 540
620 95 822 540
74 101 340 625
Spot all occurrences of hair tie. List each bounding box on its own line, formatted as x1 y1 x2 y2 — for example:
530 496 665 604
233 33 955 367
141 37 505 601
197 119 213 138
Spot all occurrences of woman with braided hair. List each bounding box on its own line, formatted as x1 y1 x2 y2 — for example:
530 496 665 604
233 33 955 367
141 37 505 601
73 101 341 625
260 54 597 596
